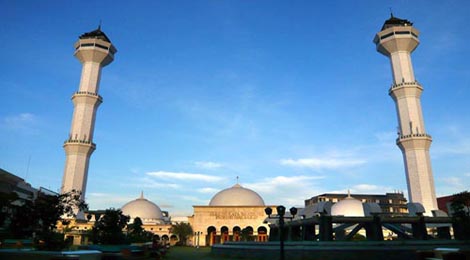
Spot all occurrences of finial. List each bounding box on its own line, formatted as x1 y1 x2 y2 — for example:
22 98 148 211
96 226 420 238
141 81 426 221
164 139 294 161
140 190 144 199
347 189 351 197
389 7 394 18
98 20 102 31
236 176 239 184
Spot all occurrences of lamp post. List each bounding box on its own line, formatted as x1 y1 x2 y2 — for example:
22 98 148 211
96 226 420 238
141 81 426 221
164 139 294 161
265 206 297 260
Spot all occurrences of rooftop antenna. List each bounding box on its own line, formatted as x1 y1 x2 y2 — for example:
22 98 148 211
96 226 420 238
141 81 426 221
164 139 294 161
25 155 31 179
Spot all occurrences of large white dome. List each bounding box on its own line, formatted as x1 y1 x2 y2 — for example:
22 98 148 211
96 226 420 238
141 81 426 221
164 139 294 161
331 194 364 217
209 184 265 206
121 193 164 223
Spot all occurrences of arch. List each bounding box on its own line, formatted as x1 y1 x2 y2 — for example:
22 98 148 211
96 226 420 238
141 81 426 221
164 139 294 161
221 226 229 243
169 234 178 246
207 226 216 246
153 234 160 241
242 226 254 241
257 226 268 242
162 235 169 241
233 226 241 242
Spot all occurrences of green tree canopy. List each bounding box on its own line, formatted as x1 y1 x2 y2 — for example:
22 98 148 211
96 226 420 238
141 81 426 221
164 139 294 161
171 222 193 245
127 217 153 243
90 208 129 244
7 189 87 250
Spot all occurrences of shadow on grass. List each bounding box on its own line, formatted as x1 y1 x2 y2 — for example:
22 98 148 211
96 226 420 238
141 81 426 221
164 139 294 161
164 246 264 260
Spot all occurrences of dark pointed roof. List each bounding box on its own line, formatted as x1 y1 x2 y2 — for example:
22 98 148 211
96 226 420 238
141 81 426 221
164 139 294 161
381 14 413 30
79 26 111 43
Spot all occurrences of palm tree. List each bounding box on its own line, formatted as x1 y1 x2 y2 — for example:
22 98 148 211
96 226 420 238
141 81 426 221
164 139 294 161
171 222 193 245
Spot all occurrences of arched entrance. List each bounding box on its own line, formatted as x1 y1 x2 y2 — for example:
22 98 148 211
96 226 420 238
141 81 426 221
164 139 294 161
207 226 216 246
170 234 178 246
161 235 169 245
221 226 229 243
233 226 241 242
243 226 254 241
257 226 268 242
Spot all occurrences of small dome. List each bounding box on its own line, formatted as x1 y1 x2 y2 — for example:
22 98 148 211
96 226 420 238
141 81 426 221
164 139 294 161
331 193 364 217
209 184 265 206
121 192 164 223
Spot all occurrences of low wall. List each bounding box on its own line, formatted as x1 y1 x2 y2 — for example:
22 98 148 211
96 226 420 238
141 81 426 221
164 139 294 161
0 249 102 260
212 240 470 260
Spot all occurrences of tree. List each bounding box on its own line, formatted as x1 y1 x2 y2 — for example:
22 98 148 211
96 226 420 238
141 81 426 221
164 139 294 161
171 222 193 245
450 190 470 240
90 208 129 244
8 189 87 250
127 217 153 243
240 227 252 241
0 191 19 227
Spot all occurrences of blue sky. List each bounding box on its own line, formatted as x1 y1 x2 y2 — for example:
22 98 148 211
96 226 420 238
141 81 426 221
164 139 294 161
1 1 469 217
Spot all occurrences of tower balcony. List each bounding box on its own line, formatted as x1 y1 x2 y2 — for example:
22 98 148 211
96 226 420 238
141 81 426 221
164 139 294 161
389 81 422 92
64 138 96 149
73 91 103 101
396 133 432 149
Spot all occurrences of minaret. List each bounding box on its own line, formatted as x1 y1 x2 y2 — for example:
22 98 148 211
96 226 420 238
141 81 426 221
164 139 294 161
374 15 437 213
61 27 117 200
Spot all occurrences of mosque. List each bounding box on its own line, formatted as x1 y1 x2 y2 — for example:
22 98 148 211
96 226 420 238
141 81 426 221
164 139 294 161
189 183 272 246
56 13 442 245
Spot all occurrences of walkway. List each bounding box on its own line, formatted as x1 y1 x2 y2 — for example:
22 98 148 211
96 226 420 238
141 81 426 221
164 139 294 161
164 247 215 260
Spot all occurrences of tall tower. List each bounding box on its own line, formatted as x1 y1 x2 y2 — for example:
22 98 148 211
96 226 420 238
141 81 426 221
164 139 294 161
374 15 437 213
61 27 117 200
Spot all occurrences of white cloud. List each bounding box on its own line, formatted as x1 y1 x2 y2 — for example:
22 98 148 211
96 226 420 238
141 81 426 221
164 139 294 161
132 177 181 189
194 161 223 169
2 113 37 130
244 175 325 207
374 131 397 143
197 187 219 194
441 177 465 190
86 193 136 210
146 171 224 182
280 157 366 170
178 195 209 204
351 184 395 194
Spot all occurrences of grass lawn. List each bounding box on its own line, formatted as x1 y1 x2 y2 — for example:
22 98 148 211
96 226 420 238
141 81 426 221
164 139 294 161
164 246 216 260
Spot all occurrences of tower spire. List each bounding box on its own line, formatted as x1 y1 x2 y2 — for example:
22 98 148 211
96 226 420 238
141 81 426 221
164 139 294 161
374 16 437 214
61 28 117 207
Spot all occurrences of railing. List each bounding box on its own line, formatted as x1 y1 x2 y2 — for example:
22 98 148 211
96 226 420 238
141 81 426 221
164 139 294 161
390 81 422 90
397 133 432 141
64 138 96 149
73 91 103 102
268 215 456 242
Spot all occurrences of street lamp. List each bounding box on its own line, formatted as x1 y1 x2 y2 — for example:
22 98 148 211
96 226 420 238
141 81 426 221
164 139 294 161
265 206 297 260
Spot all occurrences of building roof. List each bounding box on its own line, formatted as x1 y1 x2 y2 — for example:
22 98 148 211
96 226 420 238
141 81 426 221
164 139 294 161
79 26 111 43
121 192 164 223
330 192 365 217
209 183 265 206
381 14 413 30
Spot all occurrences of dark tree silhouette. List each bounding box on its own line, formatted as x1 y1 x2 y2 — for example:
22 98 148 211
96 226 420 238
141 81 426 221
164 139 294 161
450 190 470 240
127 217 153 243
7 189 87 250
91 208 129 244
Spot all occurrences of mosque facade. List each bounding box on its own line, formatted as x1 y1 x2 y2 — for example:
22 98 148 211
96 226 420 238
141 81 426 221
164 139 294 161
59 193 176 245
189 183 273 246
